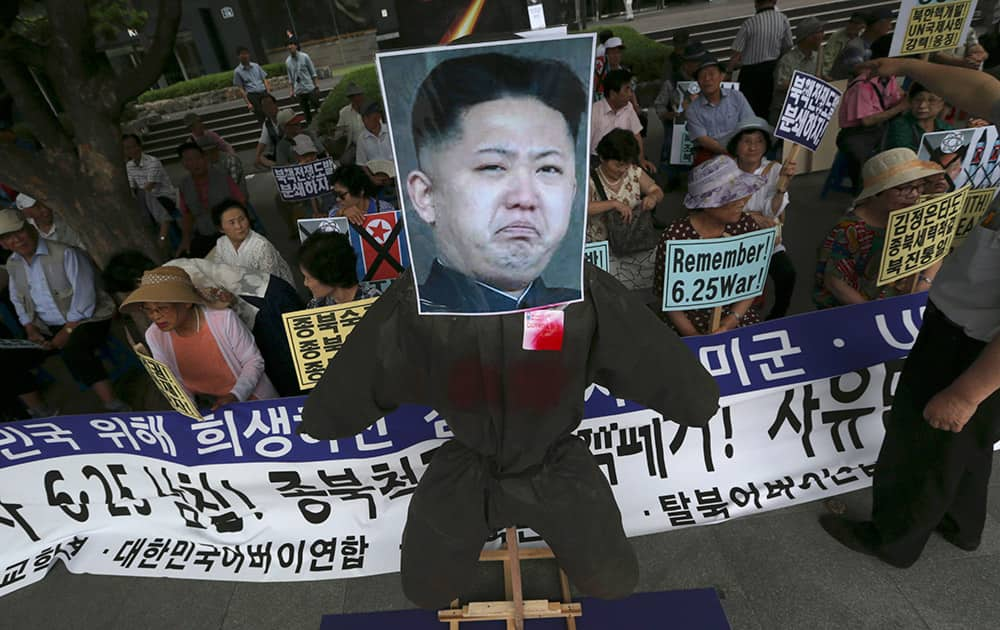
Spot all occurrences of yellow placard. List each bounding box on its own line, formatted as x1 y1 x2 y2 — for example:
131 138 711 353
952 187 998 249
878 187 967 286
135 352 202 421
281 297 377 391
898 0 974 56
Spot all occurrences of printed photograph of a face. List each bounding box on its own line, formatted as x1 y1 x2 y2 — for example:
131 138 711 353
377 35 594 315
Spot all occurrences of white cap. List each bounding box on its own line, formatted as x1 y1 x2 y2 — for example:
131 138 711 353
605 36 625 49
14 194 36 210
291 133 319 156
0 209 26 235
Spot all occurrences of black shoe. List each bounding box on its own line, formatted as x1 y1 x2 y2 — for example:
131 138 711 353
936 520 981 552
819 515 916 568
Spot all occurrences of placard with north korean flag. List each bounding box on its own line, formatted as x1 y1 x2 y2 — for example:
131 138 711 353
347 211 410 282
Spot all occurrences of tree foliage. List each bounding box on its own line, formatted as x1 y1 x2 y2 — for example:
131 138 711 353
0 0 181 265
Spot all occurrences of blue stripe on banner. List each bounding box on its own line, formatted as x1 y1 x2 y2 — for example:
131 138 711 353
0 293 926 469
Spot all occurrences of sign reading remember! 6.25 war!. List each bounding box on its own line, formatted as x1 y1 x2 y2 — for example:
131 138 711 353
661 228 776 311
281 298 377 390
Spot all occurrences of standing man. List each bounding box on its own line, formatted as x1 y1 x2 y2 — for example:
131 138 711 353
233 46 271 124
123 133 178 247
285 38 320 126
334 82 367 163
686 56 756 165
355 102 395 204
821 56 1000 569
0 209 130 413
829 9 894 81
728 0 793 118
254 94 282 168
590 69 656 172
176 142 245 258
822 12 868 76
769 18 827 124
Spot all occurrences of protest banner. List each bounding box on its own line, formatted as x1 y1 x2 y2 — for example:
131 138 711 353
584 240 610 272
0 293 937 600
889 0 977 57
774 71 841 154
661 228 777 325
952 187 998 248
281 298 377 390
918 126 1000 191
347 211 409 283
670 124 695 166
133 349 202 421
272 158 336 202
877 187 967 286
297 217 350 243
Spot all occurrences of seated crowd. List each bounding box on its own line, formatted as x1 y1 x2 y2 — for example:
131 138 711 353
0 12 993 420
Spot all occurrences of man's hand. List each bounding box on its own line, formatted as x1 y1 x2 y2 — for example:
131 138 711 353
858 57 906 79
342 205 366 226
641 195 657 211
49 327 71 351
212 393 239 410
641 158 658 174
24 324 47 347
143 182 156 192
611 201 633 223
969 117 990 128
924 385 979 432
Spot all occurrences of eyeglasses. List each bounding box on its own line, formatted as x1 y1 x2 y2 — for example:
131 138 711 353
140 304 173 317
890 183 922 196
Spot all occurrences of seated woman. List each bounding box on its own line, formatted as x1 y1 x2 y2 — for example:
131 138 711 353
587 128 664 290
726 116 797 320
327 164 395 226
814 148 943 309
884 83 952 152
120 266 278 408
299 231 381 308
206 199 294 285
105 251 304 397
653 155 768 336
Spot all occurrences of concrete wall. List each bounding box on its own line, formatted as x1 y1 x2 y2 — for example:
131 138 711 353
265 31 378 71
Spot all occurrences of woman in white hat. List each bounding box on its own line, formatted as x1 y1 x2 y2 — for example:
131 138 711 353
653 155 769 335
726 117 797 319
814 148 944 309
121 266 277 409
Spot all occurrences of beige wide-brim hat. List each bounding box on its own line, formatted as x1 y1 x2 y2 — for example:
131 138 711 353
0 208 26 235
119 266 206 312
856 148 944 202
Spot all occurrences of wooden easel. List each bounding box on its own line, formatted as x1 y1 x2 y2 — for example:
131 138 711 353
438 527 582 630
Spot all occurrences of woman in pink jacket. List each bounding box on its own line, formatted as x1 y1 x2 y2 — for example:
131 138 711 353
121 266 277 409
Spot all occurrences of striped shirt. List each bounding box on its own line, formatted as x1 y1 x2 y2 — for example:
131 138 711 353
125 152 177 200
732 8 793 66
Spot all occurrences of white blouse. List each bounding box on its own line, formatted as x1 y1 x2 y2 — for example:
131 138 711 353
742 158 790 253
207 230 294 285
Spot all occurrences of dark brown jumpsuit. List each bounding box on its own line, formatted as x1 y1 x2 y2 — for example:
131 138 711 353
299 265 719 608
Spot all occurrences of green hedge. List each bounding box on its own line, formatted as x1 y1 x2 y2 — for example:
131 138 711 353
315 64 379 137
138 63 286 104
583 25 670 83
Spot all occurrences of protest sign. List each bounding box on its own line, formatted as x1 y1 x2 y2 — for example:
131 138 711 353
273 158 336 202
282 298 377 390
133 349 201 421
297 217 350 243
378 35 590 315
0 293 935 601
347 211 409 283
670 124 695 166
878 187 967 286
661 228 777 311
953 187 998 248
584 240 610 272
918 126 1000 191
889 0 977 57
774 71 842 153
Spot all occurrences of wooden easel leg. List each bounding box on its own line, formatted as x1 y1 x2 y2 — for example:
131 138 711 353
558 569 577 630
506 527 525 630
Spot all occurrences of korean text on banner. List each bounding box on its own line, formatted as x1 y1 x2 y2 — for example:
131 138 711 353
273 158 336 202
878 187 967 286
584 241 610 272
662 228 777 311
774 71 842 152
889 0 978 57
297 217 350 243
282 298 377 390
134 352 202 421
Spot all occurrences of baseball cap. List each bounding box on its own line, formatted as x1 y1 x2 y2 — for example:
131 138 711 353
605 36 625 49
14 193 37 210
276 109 306 127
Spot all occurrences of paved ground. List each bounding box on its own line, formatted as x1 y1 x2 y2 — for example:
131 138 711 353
6 5 1000 629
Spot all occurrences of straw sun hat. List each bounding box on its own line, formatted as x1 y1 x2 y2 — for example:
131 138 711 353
855 148 943 202
119 266 208 312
